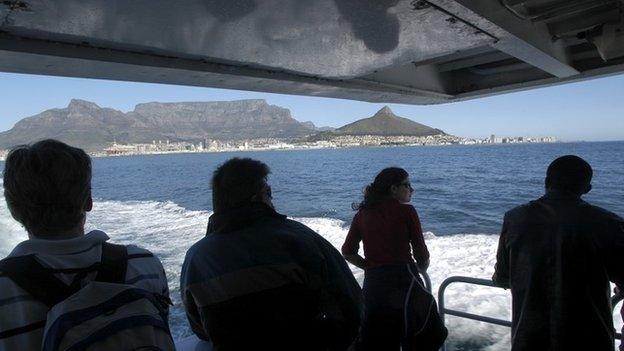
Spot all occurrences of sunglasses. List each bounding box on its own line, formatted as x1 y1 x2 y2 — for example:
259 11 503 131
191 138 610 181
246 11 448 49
399 182 414 191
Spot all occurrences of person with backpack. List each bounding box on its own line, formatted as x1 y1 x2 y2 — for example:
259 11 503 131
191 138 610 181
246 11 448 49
0 139 173 351
180 157 362 351
341 167 447 351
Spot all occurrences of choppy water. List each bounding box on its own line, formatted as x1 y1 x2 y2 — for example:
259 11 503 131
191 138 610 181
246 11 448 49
1 142 623 350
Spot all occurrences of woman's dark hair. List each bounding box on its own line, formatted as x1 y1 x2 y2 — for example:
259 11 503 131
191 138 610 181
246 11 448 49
353 167 409 210
212 157 270 213
3 139 92 237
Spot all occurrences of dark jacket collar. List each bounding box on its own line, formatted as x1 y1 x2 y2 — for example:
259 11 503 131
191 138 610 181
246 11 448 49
542 189 583 201
207 202 287 235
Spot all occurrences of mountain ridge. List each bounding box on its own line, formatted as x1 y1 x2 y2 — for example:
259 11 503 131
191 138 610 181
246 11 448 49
0 102 447 152
0 99 314 151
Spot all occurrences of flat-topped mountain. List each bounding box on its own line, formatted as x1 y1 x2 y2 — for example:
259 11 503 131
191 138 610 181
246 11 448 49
0 99 314 151
334 106 445 136
301 121 335 132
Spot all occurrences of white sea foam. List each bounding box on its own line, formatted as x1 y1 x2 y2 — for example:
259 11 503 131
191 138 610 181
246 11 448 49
0 192 28 258
86 200 211 340
1 197 622 349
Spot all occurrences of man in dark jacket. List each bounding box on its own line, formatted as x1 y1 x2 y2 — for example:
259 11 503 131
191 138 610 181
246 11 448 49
181 158 362 351
493 155 624 351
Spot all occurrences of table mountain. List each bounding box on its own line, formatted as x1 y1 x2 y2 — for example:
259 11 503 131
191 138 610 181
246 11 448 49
0 99 314 151
302 121 336 132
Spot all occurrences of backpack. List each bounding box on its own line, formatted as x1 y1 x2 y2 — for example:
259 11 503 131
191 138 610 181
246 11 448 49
405 265 448 351
0 243 175 351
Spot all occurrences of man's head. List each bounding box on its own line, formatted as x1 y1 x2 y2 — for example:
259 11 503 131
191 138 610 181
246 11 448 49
211 158 272 213
3 139 92 238
545 155 593 195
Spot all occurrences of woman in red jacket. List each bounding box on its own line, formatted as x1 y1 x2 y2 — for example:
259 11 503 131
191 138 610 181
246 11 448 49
341 167 433 351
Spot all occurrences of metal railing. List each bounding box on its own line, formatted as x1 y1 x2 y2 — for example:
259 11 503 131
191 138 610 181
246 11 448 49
437 276 511 351
614 293 623 340
437 275 623 351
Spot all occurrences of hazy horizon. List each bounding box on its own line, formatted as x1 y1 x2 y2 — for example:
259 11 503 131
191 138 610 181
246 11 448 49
1 72 623 142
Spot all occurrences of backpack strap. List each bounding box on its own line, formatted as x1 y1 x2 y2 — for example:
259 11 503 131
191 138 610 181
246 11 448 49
95 242 128 284
0 242 129 307
0 255 71 308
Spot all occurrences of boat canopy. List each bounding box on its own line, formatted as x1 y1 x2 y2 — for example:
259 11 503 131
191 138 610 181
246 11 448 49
0 0 622 104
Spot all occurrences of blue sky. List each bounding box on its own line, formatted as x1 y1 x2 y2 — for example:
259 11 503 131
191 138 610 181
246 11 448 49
0 72 622 141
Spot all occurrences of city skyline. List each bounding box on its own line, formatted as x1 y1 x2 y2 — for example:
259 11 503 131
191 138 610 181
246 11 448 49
0 72 623 142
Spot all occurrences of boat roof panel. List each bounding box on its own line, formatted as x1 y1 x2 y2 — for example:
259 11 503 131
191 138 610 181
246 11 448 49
1 0 623 104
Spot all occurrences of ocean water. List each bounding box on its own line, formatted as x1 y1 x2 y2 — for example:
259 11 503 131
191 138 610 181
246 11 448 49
1 142 623 350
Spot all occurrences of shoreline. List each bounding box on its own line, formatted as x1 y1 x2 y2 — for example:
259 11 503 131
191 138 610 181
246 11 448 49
7 140 622 161
87 141 566 159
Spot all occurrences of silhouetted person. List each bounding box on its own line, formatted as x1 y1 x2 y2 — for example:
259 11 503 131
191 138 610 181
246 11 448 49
180 158 362 351
493 155 624 351
342 167 446 351
0 139 170 350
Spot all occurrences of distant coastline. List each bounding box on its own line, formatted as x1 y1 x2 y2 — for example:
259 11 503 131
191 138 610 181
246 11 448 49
0 101 562 158
0 134 563 161
90 137 567 157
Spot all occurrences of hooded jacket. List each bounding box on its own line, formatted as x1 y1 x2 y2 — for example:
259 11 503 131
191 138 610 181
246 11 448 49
493 190 624 351
180 202 362 351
